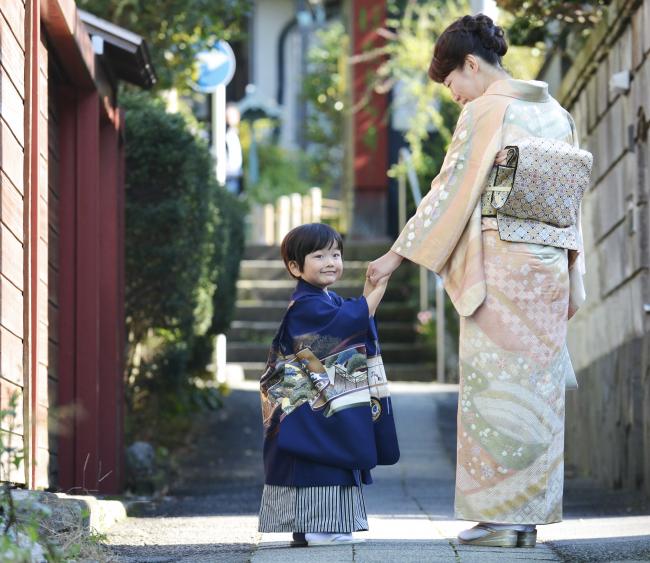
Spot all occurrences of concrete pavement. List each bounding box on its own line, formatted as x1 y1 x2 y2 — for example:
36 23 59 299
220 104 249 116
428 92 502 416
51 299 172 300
106 381 650 562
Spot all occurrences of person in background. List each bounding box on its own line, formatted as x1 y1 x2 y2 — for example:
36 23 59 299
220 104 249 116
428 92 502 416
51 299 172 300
225 103 244 195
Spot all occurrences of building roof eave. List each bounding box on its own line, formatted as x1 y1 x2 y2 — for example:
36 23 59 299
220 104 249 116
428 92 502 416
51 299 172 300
79 9 157 89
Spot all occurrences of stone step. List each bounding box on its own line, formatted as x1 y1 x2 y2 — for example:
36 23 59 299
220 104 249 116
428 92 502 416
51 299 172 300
226 342 434 364
233 301 420 323
239 259 413 282
244 242 393 261
236 279 413 302
232 362 439 382
226 320 419 344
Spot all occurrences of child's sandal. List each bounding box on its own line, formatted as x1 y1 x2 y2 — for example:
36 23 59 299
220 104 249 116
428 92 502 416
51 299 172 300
290 532 308 547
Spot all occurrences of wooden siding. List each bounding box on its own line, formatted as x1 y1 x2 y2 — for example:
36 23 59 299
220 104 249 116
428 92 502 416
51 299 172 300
35 28 49 489
47 52 60 489
0 1 26 484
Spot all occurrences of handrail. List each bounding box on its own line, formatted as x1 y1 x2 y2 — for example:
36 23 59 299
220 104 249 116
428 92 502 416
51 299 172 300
397 148 445 383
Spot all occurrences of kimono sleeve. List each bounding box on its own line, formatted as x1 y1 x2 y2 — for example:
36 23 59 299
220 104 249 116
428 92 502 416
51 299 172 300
391 96 507 273
285 294 370 354
567 112 587 319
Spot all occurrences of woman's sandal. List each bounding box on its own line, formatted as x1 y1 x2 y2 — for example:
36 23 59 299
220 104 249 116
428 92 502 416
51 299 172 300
458 526 518 547
517 529 537 548
458 524 538 548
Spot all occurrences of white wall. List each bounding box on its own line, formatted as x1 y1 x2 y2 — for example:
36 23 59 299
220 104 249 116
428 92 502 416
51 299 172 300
250 0 298 148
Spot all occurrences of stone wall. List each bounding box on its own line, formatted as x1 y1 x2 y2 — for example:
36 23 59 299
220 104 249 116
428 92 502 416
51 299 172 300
542 0 650 494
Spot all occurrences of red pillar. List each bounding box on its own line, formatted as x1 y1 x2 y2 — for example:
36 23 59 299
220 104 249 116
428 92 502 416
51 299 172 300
351 0 389 236
74 91 101 493
57 87 77 493
98 114 123 493
352 0 388 190
58 91 125 493
117 110 126 490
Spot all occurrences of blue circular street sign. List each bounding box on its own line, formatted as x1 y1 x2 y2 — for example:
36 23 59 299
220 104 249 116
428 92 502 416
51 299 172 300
196 41 236 92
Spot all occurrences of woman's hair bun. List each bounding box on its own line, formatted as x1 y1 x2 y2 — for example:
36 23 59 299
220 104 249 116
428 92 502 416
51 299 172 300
461 14 508 57
428 12 509 83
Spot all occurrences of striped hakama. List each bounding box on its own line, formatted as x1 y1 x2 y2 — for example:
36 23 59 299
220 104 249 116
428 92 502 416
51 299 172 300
258 485 368 533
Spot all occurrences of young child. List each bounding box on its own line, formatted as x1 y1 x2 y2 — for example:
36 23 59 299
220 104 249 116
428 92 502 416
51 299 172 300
258 223 400 547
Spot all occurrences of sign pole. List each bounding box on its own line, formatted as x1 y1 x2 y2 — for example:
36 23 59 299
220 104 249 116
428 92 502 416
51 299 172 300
212 84 227 185
196 41 235 185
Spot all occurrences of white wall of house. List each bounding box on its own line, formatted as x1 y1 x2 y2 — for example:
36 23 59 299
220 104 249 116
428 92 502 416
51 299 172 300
250 0 301 148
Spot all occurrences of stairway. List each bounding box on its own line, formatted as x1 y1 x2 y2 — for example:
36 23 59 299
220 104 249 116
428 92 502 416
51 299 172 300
226 243 437 381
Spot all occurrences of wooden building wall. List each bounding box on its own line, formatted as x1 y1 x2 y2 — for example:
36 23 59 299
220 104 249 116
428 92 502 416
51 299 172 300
35 27 51 490
0 0 28 485
47 50 61 488
0 0 127 491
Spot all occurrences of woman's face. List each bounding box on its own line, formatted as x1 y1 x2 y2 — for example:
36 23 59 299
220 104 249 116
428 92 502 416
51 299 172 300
442 56 485 106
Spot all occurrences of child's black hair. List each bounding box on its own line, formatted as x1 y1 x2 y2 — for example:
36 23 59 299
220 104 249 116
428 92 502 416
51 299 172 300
281 223 344 279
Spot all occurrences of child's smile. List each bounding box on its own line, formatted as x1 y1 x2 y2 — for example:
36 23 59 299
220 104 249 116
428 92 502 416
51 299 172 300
290 244 343 289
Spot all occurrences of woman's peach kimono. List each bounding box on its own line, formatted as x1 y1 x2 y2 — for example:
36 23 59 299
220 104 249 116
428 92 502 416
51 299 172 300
392 79 586 524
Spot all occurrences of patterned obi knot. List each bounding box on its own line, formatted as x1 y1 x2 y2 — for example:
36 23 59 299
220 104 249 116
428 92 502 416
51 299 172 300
481 137 593 251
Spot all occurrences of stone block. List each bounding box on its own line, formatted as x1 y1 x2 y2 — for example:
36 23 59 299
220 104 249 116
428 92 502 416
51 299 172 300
586 75 599 133
619 25 633 75
566 333 650 493
644 0 650 58
631 7 644 70
597 210 645 296
596 54 610 118
630 58 649 121
607 96 627 164
574 90 589 143
8 489 127 535
592 157 626 241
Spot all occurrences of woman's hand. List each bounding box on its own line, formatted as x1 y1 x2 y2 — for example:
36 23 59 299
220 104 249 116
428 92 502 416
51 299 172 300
366 251 404 285
494 149 509 165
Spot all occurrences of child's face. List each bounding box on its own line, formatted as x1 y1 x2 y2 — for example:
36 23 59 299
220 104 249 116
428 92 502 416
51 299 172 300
289 243 343 288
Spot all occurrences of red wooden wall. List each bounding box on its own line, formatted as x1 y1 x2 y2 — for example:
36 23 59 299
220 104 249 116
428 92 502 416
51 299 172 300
0 0 126 492
352 0 388 192
57 89 125 494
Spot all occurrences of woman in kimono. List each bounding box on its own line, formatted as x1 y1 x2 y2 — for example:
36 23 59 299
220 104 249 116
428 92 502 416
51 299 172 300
366 14 586 548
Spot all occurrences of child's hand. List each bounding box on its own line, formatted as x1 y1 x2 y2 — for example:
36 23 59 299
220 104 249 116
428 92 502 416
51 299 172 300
363 273 389 297
364 274 390 317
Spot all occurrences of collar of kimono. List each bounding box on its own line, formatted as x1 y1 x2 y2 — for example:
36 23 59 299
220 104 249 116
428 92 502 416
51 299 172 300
292 278 329 301
483 78 550 102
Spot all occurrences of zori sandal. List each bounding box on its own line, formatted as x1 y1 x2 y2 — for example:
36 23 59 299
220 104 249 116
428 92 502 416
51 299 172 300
458 524 519 548
517 529 537 548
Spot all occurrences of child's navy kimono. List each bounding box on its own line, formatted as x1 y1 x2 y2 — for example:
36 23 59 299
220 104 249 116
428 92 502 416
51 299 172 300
258 279 399 534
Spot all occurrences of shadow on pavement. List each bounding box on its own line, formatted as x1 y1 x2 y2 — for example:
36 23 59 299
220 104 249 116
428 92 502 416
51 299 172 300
109 542 257 563
547 534 650 562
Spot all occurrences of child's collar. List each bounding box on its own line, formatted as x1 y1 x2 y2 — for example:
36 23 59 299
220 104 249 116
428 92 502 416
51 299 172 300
292 278 331 300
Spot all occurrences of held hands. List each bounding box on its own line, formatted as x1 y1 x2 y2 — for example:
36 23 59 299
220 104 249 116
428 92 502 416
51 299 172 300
366 250 403 285
363 273 390 317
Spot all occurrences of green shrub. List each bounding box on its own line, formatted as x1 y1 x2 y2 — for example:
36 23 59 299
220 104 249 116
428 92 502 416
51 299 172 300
122 91 245 453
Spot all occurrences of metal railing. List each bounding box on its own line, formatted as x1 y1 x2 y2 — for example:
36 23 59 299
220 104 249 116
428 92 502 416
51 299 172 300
397 148 446 383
